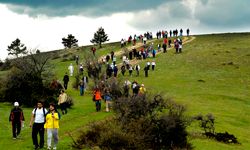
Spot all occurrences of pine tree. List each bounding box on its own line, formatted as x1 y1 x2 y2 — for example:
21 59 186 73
62 34 78 49
7 38 27 58
90 27 109 48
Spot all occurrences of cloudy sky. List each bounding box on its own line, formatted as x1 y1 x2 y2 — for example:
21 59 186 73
0 0 249 60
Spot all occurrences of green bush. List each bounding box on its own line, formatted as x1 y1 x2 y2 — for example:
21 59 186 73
73 94 192 149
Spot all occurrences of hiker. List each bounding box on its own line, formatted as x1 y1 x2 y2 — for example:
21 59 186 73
121 65 126 76
129 51 133 60
139 84 146 96
112 56 117 65
121 39 124 47
58 90 68 115
144 66 149 77
110 51 115 61
133 38 136 46
128 65 133 76
63 72 69 90
174 39 179 53
106 64 113 78
132 81 138 96
124 79 131 97
68 63 74 76
93 87 102 112
91 47 96 56
105 54 110 63
29 101 48 149
113 65 118 77
163 38 168 53
79 64 84 75
103 90 112 112
82 76 88 90
44 103 60 150
9 102 25 139
146 61 151 70
79 80 85 96
170 30 172 37
168 39 172 48
122 55 127 65
135 64 140 76
187 28 190 36
151 61 156 71
152 49 156 58
178 39 183 53
180 29 183 37
157 43 161 52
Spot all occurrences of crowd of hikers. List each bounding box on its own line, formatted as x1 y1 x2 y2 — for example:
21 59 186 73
7 28 190 149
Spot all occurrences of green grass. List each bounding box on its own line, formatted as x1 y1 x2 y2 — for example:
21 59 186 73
0 33 250 149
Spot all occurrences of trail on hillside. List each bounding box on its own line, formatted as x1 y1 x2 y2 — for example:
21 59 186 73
116 36 196 67
128 36 196 66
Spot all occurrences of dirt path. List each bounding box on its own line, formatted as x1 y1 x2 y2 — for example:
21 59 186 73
117 36 196 66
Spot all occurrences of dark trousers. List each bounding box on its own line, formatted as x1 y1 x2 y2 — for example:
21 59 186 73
64 82 68 90
145 71 148 77
95 100 101 112
80 86 84 96
32 123 45 148
152 65 155 71
136 70 139 76
60 102 68 114
12 121 21 138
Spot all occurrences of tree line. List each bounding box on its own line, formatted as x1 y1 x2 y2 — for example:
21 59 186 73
5 27 109 59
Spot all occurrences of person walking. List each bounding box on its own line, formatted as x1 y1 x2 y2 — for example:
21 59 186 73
9 102 25 139
151 61 156 71
58 90 68 115
63 72 69 90
103 90 112 112
93 87 102 112
139 84 146 96
79 80 85 96
68 63 74 76
124 79 131 97
44 103 60 150
29 101 48 149
135 64 140 76
144 66 149 77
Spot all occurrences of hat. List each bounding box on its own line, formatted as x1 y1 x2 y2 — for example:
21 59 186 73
14 102 19 107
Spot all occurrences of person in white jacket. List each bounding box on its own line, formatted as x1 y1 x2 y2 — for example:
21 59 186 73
68 63 74 76
151 61 156 71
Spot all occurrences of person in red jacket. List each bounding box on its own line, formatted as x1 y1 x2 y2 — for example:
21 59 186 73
93 87 102 112
9 102 25 139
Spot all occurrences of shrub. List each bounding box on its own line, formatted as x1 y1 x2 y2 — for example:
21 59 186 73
73 94 192 149
194 113 240 144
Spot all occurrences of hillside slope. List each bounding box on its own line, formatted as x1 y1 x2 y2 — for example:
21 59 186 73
0 33 250 150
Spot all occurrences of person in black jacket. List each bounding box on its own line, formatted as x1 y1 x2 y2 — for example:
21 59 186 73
9 102 25 139
63 72 69 90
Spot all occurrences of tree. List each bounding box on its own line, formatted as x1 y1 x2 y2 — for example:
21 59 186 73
90 27 109 48
62 34 78 49
0 50 59 106
7 38 27 58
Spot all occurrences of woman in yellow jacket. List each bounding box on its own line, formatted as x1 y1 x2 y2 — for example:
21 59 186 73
44 103 60 150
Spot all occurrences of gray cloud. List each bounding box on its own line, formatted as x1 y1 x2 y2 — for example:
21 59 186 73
0 0 171 17
128 1 193 31
194 0 250 28
128 0 250 33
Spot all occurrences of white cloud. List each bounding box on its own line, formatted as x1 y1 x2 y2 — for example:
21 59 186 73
0 4 140 60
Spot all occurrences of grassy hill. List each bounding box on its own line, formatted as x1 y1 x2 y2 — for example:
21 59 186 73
0 33 250 149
